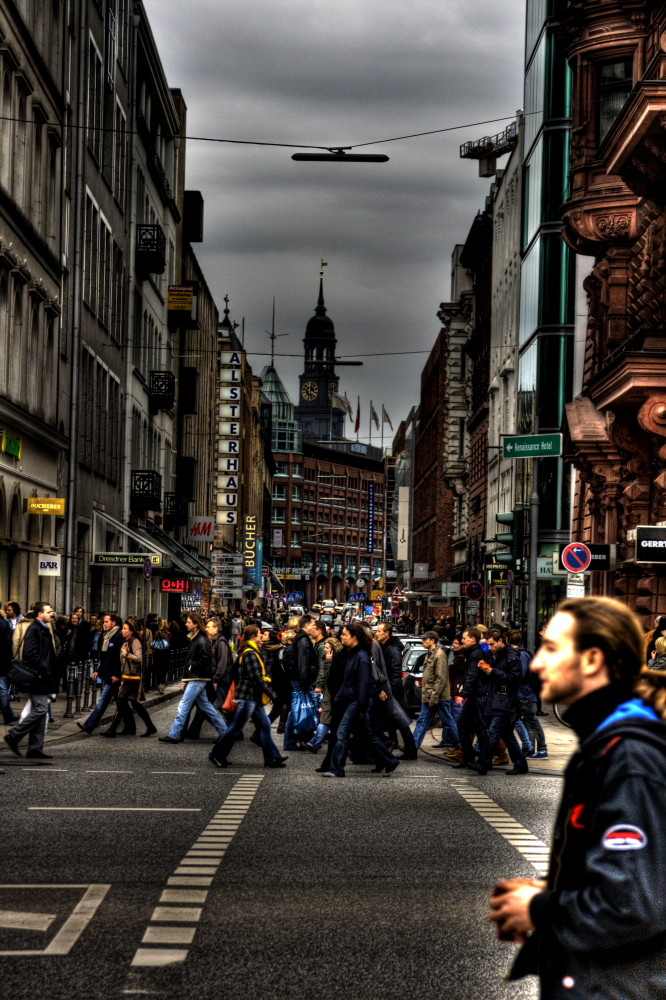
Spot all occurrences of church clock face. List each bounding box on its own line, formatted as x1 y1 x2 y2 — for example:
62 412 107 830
301 381 319 401
328 382 338 400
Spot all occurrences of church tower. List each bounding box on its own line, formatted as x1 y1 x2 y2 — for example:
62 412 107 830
294 277 345 440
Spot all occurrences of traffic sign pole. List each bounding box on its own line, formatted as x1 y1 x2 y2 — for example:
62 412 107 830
527 461 540 656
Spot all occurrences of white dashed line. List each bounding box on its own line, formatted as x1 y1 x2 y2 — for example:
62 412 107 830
449 781 550 876
129 775 264 970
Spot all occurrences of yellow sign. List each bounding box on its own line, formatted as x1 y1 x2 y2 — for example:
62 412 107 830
26 497 67 515
371 590 385 600
1 430 22 459
168 285 194 311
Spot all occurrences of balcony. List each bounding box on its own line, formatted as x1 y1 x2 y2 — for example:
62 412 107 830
136 223 166 277
148 371 176 413
163 492 189 529
130 470 162 515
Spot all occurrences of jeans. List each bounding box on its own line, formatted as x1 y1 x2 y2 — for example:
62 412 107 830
329 700 396 777
0 675 15 723
307 722 330 750
10 693 50 751
412 700 460 749
485 714 527 770
519 698 547 751
514 718 534 754
211 700 281 763
168 681 227 739
83 681 118 731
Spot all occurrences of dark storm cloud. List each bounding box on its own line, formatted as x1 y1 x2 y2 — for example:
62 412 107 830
144 0 526 435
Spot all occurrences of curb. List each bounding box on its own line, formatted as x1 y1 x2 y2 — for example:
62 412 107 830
0 685 184 751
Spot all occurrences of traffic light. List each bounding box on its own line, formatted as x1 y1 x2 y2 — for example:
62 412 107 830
495 509 524 566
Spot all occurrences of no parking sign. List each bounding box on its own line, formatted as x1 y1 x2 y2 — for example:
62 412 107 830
561 543 592 574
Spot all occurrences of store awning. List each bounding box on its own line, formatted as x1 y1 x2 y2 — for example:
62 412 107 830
139 522 210 578
92 510 209 577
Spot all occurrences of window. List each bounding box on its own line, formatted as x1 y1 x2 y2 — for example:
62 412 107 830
272 508 286 524
273 484 286 501
275 462 288 476
292 463 302 477
87 35 104 164
113 100 127 209
291 485 300 501
291 532 300 548
292 509 301 524
598 59 632 145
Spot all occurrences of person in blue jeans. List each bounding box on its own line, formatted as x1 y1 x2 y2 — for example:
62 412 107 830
77 613 123 735
209 625 285 769
477 629 528 775
0 611 18 724
159 614 227 744
412 632 461 750
324 622 398 777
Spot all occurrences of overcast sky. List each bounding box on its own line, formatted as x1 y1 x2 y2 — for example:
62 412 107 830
144 0 526 444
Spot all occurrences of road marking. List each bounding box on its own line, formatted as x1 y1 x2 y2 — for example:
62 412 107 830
22 768 69 772
29 807 201 812
150 771 196 775
85 770 134 774
0 910 56 931
448 781 550 876
0 884 110 956
129 774 264 971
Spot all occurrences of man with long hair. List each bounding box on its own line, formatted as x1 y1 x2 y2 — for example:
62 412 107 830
490 597 666 1000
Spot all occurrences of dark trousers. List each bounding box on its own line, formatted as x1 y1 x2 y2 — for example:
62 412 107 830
113 696 152 734
458 697 490 764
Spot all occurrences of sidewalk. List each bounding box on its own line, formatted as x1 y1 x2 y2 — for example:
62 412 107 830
0 682 183 749
420 709 576 776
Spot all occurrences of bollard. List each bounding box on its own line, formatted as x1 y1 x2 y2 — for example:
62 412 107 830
90 660 100 709
82 661 92 712
63 664 77 718
74 662 83 714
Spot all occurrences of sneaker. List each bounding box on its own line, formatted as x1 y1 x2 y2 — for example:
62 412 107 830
530 749 549 759
321 771 341 777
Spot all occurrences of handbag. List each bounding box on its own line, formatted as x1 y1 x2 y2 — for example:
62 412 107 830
151 635 170 651
370 656 388 695
8 658 39 692
291 689 317 735
222 681 239 713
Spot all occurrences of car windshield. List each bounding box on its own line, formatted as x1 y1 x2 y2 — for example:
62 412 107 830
405 647 426 668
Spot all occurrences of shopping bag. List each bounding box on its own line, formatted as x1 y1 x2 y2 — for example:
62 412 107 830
291 689 317 735
222 681 239 713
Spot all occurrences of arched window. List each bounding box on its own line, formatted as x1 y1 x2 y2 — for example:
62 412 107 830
43 318 56 422
27 303 41 410
9 285 23 402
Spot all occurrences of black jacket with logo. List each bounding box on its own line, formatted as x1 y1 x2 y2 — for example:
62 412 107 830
510 684 666 999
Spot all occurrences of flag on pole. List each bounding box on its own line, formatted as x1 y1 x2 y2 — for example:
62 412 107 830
343 392 354 417
354 396 361 434
332 391 349 413
370 401 380 430
382 405 393 431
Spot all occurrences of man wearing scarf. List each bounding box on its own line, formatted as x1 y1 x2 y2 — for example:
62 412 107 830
77 613 123 735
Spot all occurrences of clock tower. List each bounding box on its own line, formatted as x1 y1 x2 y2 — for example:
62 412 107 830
295 277 345 440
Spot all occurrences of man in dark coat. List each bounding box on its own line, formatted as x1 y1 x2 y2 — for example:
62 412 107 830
77 613 123 734
0 608 18 725
5 602 57 759
282 614 317 751
478 628 528 775
376 622 405 706
490 596 666 1000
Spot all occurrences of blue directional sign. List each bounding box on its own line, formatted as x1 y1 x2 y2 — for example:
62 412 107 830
561 542 592 573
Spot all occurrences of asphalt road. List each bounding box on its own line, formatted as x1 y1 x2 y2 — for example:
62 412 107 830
0 700 561 1000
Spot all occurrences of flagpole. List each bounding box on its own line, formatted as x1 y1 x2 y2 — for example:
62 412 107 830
381 406 384 455
369 399 373 447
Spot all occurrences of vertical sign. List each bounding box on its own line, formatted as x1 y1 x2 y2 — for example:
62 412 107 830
396 486 410 561
244 514 258 588
367 481 376 554
216 349 243 526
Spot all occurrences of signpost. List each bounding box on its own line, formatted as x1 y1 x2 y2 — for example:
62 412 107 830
502 433 563 459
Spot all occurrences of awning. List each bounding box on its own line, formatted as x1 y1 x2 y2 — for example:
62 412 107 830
92 510 210 577
139 522 210 578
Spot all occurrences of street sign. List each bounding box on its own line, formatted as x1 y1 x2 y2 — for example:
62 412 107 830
391 585 403 598
636 526 666 564
26 497 67 515
557 543 616 573
441 583 461 597
502 433 563 460
92 552 162 567
561 542 592 573
567 572 585 586
566 583 586 599
246 601 254 611
464 581 484 600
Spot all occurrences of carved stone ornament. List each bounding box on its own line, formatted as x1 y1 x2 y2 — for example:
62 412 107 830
638 394 666 460
595 214 631 239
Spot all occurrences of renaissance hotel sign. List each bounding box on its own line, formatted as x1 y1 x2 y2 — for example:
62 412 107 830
216 350 243 526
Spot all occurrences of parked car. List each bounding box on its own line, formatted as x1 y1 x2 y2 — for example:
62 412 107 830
401 643 427 716
289 605 304 616
401 642 451 716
